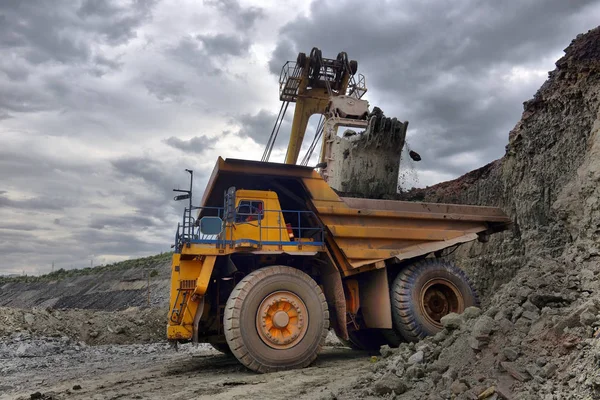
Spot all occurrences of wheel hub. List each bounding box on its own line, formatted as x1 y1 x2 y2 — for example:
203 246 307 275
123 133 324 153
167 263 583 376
420 278 464 328
256 291 308 349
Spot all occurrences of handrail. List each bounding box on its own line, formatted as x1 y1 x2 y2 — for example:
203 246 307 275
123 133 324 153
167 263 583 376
173 205 325 253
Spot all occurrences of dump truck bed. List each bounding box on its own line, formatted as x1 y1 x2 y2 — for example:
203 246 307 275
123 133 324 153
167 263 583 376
201 158 511 275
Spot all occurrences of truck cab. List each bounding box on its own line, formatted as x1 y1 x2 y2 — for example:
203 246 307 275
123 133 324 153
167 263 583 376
228 189 292 245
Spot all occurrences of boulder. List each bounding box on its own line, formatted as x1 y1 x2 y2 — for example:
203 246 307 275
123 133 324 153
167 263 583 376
441 313 463 330
373 372 407 395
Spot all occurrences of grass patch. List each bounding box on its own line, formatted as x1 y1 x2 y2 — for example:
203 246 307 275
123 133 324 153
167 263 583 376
0 252 173 284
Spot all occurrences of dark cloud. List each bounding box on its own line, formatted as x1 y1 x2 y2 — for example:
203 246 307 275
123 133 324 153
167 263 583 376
111 156 177 192
168 33 250 78
144 77 187 102
164 136 216 153
204 0 265 31
88 214 161 230
0 0 156 118
0 0 598 275
0 1 155 65
197 33 251 57
168 37 224 76
0 193 75 211
269 0 600 180
236 109 292 145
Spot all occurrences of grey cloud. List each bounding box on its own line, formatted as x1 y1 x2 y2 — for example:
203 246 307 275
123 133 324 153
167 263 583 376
168 33 250 77
0 60 30 82
268 38 297 75
270 0 600 181
168 37 224 75
236 109 292 145
144 78 187 102
0 1 154 65
0 0 156 117
0 82 57 113
164 136 216 153
0 193 75 211
73 228 167 256
0 223 46 232
111 156 176 192
88 214 160 230
1 0 598 275
204 0 265 31
94 54 121 69
197 33 251 57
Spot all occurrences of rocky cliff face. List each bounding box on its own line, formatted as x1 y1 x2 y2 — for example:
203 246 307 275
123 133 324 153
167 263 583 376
0 254 172 310
336 27 600 400
400 27 600 300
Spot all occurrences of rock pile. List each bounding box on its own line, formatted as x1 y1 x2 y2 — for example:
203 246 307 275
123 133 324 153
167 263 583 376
0 306 167 345
336 25 600 400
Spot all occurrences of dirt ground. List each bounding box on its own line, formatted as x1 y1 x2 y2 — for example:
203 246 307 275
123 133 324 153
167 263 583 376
0 342 371 400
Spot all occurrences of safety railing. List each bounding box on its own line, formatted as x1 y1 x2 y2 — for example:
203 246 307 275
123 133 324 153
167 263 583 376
279 61 302 101
174 206 325 253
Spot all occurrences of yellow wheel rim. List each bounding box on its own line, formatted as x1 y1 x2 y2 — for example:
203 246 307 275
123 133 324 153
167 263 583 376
256 291 308 349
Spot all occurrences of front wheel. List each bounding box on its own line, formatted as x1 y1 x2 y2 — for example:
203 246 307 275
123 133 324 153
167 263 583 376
391 259 479 342
224 266 329 373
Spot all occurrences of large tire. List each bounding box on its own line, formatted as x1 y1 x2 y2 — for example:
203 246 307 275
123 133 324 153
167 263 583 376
224 266 329 373
391 259 479 342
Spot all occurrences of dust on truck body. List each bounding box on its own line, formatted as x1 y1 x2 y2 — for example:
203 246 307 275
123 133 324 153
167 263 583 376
167 157 510 372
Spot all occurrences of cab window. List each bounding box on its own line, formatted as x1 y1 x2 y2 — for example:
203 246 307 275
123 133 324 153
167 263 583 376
235 200 264 223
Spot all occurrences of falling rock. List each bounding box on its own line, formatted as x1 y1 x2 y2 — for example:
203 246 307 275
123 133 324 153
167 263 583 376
441 313 463 330
373 372 407 395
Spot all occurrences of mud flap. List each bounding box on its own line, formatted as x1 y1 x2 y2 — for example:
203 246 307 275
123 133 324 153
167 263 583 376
359 268 392 329
192 297 205 344
321 259 348 340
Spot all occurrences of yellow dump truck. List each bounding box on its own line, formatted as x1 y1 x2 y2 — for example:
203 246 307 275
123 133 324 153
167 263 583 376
167 157 510 372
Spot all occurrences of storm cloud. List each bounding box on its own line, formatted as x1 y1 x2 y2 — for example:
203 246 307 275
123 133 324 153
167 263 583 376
0 0 598 274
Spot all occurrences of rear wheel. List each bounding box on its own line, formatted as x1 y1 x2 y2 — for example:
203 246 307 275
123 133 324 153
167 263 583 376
391 259 479 342
224 266 329 373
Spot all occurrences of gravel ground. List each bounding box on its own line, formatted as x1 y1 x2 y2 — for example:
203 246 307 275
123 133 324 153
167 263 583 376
0 336 368 400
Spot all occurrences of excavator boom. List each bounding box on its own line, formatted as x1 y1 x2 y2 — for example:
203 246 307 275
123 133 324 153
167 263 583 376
268 47 411 198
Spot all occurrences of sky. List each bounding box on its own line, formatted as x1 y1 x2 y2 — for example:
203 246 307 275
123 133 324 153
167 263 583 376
1 0 599 275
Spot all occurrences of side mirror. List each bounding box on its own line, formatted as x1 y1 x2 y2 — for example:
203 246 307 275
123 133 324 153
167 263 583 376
200 217 223 235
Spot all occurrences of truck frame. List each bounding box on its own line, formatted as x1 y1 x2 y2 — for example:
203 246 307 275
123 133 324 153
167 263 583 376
167 158 510 372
